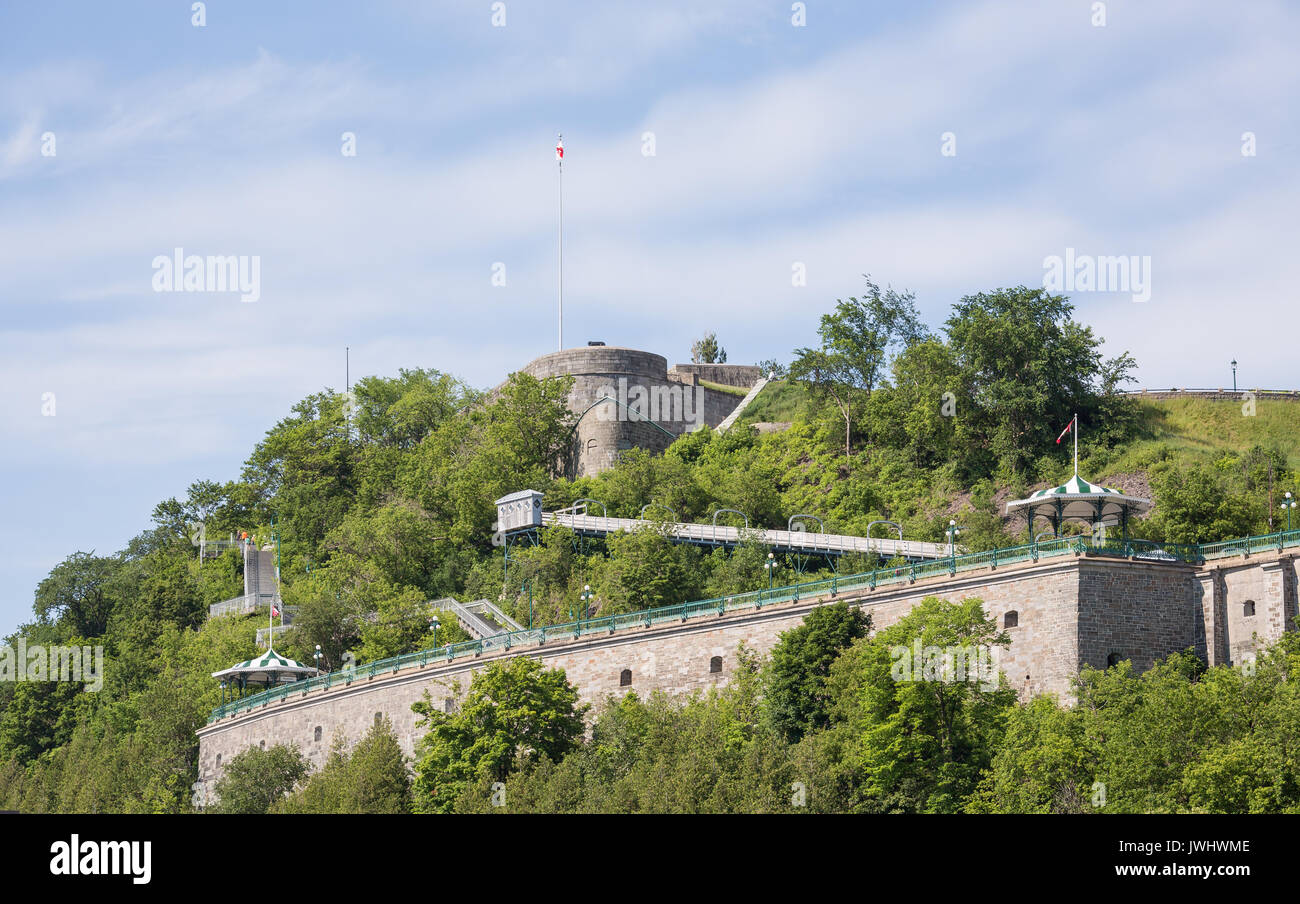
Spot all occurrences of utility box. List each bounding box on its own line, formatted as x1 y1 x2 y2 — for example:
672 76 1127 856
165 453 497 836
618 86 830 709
495 490 544 532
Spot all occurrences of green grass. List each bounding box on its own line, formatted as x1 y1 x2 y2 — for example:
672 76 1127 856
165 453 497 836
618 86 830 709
699 379 749 398
1132 397 1300 469
735 380 810 424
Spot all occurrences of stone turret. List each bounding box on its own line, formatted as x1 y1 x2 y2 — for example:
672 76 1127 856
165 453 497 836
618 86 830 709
513 345 760 477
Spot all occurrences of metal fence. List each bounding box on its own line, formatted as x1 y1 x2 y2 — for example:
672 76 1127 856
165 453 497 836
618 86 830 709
207 528 1300 723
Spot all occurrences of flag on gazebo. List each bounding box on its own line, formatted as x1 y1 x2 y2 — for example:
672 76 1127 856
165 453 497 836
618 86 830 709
1056 416 1075 444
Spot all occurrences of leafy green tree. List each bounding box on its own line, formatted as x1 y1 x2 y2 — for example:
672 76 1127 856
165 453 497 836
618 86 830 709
275 719 411 813
965 695 1096 813
765 602 870 743
281 572 361 671
596 524 700 614
790 277 925 458
1148 461 1258 543
944 286 1134 477
0 679 88 765
352 368 477 450
412 657 585 813
463 651 795 814
829 597 1016 812
864 338 967 469
242 390 357 560
33 552 121 638
691 332 727 364
211 743 309 814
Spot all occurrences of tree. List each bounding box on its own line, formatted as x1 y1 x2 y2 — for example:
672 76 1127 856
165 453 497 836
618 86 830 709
596 524 700 614
242 390 357 559
944 286 1120 476
352 368 477 450
33 552 121 638
765 602 869 743
412 658 586 813
864 338 967 469
211 743 309 814
789 277 925 459
691 332 727 364
829 597 1016 812
1148 461 1258 544
275 719 411 813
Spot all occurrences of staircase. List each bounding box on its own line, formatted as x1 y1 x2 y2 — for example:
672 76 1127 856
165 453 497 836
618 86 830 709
432 597 524 640
716 376 770 433
208 542 280 620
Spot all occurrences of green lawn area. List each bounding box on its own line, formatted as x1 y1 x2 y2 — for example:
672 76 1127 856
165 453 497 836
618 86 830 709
1135 397 1300 469
735 379 810 424
699 379 749 398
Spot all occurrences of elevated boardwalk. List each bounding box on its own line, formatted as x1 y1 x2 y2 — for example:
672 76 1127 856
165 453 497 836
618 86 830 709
537 509 949 561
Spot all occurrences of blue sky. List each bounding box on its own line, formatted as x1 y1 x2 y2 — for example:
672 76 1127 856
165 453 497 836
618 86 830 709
2 0 1297 633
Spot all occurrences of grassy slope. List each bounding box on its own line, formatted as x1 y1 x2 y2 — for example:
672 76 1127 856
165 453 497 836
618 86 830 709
734 379 809 424
726 391 1300 539
1119 397 1300 470
699 379 750 398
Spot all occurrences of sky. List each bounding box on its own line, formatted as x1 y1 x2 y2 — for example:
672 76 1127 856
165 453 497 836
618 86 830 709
2 0 1298 634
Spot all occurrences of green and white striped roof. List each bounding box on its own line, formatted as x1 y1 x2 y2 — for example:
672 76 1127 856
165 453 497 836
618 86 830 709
1026 473 1122 498
1005 472 1151 518
212 646 318 684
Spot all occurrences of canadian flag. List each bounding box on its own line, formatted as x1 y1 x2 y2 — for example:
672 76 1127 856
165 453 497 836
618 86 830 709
271 604 280 618
1056 416 1074 444
555 135 563 162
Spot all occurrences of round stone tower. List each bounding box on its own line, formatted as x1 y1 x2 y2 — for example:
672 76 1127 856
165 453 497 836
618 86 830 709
515 344 757 478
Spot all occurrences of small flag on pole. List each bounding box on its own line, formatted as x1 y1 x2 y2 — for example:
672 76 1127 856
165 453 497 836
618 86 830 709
555 135 563 162
271 604 280 618
1056 417 1074 444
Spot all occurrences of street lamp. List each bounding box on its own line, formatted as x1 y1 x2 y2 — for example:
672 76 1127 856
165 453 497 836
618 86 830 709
1231 359 1238 393
764 551 776 590
430 615 440 649
580 584 594 631
1284 491 1296 532
313 643 322 672
947 520 962 569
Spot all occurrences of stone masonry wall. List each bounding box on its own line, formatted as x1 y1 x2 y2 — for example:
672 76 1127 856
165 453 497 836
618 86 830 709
199 555 1088 790
1075 557 1203 673
197 550 1298 798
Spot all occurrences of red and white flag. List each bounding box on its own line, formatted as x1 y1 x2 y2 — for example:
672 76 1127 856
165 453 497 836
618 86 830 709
1056 416 1074 444
271 604 280 618
555 135 563 162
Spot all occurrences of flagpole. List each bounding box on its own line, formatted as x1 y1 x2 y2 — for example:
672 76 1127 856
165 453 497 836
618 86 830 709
1073 412 1079 476
557 133 564 351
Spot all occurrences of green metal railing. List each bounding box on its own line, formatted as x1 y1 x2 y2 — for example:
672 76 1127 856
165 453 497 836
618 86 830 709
1200 528 1300 560
207 528 1300 723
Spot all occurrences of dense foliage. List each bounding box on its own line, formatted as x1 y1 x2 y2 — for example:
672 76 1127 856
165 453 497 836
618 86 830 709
2 280 1296 813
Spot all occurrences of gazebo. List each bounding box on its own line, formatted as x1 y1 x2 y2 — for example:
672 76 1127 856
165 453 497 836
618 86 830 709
1004 413 1152 540
1005 472 1152 540
211 647 319 704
